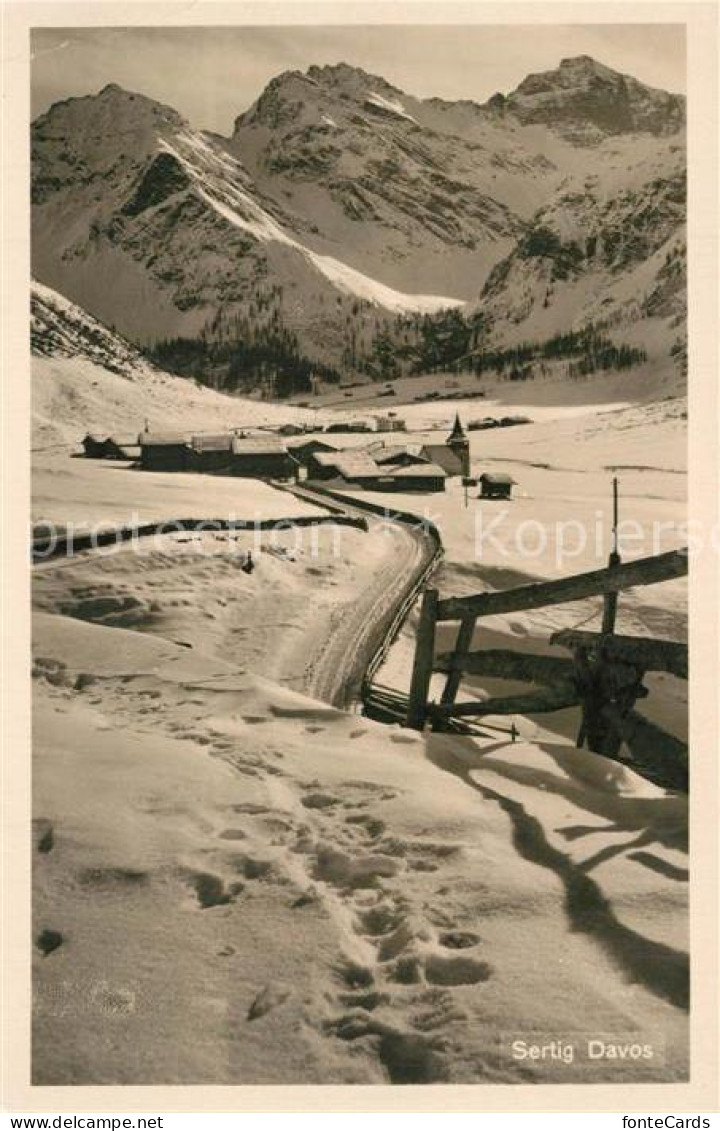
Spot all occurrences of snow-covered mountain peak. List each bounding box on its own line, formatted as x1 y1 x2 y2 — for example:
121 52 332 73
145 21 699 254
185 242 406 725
504 55 684 142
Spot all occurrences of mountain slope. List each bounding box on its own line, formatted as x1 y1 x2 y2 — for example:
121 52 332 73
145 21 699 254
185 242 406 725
31 57 685 395
473 137 686 377
31 281 315 448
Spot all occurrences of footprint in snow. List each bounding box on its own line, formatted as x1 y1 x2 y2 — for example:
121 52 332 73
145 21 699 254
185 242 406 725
187 871 243 909
247 984 292 1021
36 929 63 957
301 791 340 810
33 818 54 854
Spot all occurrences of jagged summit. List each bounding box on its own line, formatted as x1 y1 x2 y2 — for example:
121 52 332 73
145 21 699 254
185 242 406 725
305 61 401 93
233 60 410 133
502 55 684 141
31 53 686 393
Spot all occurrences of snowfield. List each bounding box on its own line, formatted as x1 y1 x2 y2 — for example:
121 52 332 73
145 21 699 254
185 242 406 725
30 323 688 1086
33 612 687 1085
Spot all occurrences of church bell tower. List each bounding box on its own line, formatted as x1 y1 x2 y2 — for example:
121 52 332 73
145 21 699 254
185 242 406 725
447 413 470 478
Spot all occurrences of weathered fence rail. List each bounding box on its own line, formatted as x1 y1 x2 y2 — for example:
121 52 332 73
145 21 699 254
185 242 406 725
436 548 687 620
406 546 689 792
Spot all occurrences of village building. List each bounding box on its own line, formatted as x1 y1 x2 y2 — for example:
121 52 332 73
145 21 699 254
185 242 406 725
419 414 470 478
190 433 234 473
368 444 431 469
230 436 294 479
307 448 446 492
325 420 373 434
330 454 386 486
375 414 407 433
380 463 447 493
286 437 338 468
105 435 142 461
306 451 344 480
479 471 515 499
82 433 141 460
81 433 109 459
306 451 375 483
139 432 193 472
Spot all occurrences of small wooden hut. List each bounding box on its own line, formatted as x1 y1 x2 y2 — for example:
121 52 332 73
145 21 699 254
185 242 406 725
479 472 515 500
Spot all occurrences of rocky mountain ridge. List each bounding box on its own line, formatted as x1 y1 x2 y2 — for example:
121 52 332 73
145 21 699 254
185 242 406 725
31 56 686 394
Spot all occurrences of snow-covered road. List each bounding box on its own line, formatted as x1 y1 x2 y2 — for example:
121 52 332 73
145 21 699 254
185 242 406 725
285 487 435 708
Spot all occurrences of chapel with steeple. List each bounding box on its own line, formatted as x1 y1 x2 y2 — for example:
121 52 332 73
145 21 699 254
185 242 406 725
447 413 470 478
418 413 470 478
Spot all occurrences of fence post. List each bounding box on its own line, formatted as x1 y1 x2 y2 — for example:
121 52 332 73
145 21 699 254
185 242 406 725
440 613 477 707
406 587 439 730
601 476 621 634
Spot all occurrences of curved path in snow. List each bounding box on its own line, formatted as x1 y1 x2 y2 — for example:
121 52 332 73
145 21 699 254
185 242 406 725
282 484 441 710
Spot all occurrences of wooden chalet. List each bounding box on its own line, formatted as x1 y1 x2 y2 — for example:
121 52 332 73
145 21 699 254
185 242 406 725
230 436 293 479
375 414 407 433
380 463 446 493
82 433 140 460
418 443 464 477
105 435 142 461
479 472 515 499
366 444 428 469
139 432 192 471
419 415 470 478
286 438 338 468
325 420 373 434
190 433 234 473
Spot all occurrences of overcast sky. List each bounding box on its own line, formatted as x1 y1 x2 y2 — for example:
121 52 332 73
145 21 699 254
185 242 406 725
31 24 686 133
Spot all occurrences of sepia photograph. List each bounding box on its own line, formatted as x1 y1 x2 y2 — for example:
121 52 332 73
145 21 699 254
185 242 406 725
4 2 716 1107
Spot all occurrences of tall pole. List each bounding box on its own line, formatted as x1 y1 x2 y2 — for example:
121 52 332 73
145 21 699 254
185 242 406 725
406 588 439 730
602 476 620 634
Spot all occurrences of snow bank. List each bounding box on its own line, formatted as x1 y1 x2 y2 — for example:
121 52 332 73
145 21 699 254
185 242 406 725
32 610 688 1085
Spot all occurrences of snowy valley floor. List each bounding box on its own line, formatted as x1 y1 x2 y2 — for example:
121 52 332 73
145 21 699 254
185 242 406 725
31 391 688 1087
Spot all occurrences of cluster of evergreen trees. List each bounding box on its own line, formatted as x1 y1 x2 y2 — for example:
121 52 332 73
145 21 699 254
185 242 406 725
468 326 647 380
149 286 345 397
145 279 647 398
151 326 341 398
352 308 481 379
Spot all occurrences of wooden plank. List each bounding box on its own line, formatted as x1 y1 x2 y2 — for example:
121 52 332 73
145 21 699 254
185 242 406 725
433 681 581 718
436 548 688 621
602 478 621 633
552 630 687 679
601 551 621 634
435 648 575 686
406 587 439 730
439 613 477 705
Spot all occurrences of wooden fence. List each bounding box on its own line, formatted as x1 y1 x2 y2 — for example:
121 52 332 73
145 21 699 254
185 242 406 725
406 547 689 791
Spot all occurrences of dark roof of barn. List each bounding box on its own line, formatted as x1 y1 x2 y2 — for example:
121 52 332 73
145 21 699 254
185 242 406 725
191 433 233 453
140 432 189 447
419 444 464 474
231 436 288 456
312 451 345 467
389 462 446 479
286 437 337 453
371 445 424 465
332 454 381 479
